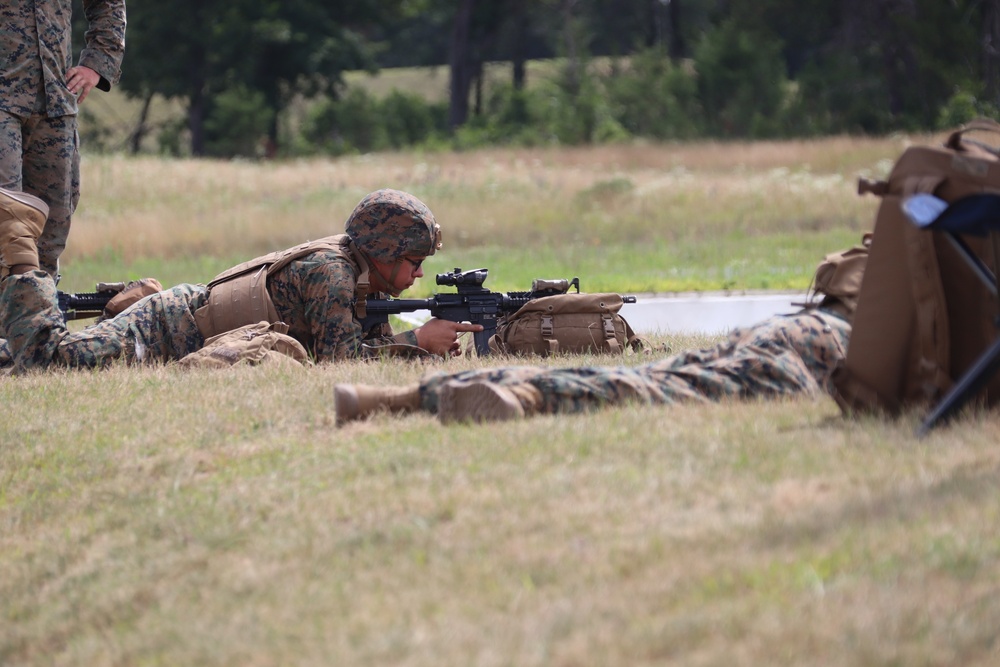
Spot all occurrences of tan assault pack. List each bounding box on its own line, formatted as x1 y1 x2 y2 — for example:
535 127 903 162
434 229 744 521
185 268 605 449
178 321 311 369
491 288 646 356
194 234 369 339
831 120 1000 415
804 233 872 323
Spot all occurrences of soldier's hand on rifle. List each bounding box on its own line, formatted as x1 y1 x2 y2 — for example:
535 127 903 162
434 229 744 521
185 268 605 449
414 319 484 357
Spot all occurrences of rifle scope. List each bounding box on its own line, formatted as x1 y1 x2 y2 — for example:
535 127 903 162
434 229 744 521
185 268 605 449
436 267 489 288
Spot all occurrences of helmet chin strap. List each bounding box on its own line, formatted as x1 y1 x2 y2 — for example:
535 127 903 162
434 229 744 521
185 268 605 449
385 261 404 296
357 247 403 297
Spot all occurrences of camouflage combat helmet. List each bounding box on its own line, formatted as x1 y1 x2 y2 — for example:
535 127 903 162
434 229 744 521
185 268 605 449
345 189 442 264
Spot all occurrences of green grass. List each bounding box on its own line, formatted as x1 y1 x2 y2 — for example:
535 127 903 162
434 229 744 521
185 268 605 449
6 134 998 665
54 137 895 295
3 361 999 666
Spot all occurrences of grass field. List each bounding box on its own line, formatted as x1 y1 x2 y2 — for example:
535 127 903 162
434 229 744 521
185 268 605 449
56 133 916 295
4 134 1000 666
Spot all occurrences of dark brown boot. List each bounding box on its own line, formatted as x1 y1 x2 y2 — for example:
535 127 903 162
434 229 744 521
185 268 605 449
334 383 422 425
0 187 48 272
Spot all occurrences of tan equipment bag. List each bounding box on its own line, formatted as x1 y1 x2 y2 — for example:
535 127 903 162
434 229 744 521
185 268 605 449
804 234 871 323
831 120 1000 415
178 321 311 370
491 292 646 355
101 278 163 319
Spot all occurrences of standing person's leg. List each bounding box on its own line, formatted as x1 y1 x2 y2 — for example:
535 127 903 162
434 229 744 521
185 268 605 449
0 111 27 194
20 114 79 277
0 110 30 280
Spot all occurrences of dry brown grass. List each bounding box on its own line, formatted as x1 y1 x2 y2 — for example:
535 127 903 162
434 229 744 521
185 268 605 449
67 134 924 265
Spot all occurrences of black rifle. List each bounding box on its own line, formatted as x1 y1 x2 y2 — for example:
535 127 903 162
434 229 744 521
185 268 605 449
359 267 635 356
57 283 127 321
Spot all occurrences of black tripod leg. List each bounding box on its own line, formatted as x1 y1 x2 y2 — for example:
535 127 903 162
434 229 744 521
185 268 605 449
918 337 1000 437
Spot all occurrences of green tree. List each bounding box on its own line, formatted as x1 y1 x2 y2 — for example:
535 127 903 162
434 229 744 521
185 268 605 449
119 0 396 156
694 19 789 137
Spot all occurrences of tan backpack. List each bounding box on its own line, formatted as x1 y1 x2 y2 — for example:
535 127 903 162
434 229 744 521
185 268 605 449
178 321 311 370
490 292 647 355
803 234 872 322
831 120 1000 415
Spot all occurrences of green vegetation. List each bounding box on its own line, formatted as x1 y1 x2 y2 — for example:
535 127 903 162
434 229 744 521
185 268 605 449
97 1 999 158
57 136 895 295
3 358 999 665
6 135 998 665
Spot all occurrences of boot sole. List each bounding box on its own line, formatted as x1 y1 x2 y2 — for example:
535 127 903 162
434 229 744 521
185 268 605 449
438 381 525 424
0 187 49 219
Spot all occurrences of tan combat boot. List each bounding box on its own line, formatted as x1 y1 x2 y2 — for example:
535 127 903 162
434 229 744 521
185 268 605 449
0 187 48 272
334 383 422 426
437 380 542 424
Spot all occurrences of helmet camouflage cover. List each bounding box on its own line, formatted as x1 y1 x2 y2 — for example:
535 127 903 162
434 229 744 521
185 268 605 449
345 189 442 264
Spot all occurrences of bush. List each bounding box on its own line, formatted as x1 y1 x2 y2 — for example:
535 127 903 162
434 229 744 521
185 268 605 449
937 90 1000 129
203 86 275 158
301 86 447 155
380 90 448 148
789 56 895 135
302 87 386 154
601 48 701 140
693 20 789 138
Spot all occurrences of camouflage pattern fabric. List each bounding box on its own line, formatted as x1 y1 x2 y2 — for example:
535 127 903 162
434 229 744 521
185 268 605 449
1 271 206 373
345 189 441 264
1 0 126 117
0 245 421 371
1 0 126 275
0 111 79 275
268 249 419 361
418 310 851 415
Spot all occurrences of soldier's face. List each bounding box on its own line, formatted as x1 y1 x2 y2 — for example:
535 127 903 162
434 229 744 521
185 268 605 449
392 256 426 291
372 255 426 294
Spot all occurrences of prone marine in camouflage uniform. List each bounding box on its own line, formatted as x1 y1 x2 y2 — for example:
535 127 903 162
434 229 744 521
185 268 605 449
0 186 480 372
0 0 127 277
334 240 868 425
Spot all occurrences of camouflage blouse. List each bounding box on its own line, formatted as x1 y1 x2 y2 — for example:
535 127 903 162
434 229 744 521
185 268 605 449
268 249 419 362
0 0 126 117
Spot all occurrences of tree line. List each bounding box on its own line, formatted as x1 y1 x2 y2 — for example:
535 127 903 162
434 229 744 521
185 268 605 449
75 0 1000 158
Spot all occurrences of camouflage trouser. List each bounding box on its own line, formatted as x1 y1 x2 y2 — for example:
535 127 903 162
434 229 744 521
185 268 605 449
0 110 80 276
0 271 208 372
419 311 851 415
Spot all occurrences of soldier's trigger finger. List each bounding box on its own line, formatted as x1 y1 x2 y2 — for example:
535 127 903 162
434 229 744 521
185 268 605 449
453 322 484 332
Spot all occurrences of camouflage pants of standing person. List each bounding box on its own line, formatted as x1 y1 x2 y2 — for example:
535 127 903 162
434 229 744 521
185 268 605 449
0 110 80 276
0 271 208 373
418 310 851 416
